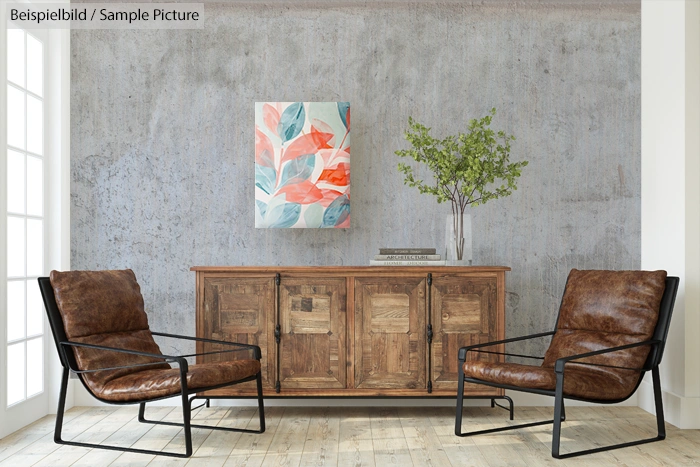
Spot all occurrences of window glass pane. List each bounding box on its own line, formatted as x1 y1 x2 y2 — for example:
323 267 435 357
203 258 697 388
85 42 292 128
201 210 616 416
26 156 42 217
7 85 25 150
7 29 24 87
26 280 43 337
26 219 43 277
26 338 43 397
7 342 25 406
26 95 42 156
26 34 42 97
7 150 25 214
7 217 25 277
7 280 25 342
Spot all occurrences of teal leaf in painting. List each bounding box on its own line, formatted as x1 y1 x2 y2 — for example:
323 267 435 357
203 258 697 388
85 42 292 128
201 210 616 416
267 201 301 228
322 194 350 227
255 200 268 219
278 102 305 143
337 102 350 130
255 164 276 195
304 203 324 228
279 154 315 188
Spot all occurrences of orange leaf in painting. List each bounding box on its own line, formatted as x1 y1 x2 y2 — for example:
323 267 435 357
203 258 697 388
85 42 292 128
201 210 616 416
277 180 323 204
255 127 274 167
318 162 350 187
280 131 334 165
263 104 281 136
310 125 336 147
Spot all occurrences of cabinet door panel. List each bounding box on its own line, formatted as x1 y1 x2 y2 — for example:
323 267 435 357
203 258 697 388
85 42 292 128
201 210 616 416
200 277 275 389
355 277 426 389
279 278 346 389
431 275 499 392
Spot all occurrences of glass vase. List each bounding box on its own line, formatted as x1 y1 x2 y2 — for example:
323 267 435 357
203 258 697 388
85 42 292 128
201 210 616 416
445 212 472 266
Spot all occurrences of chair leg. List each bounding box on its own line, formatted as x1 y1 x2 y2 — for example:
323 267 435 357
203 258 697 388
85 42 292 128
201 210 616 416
454 366 466 436
140 375 266 435
551 372 565 457
561 399 566 421
256 371 266 433
491 395 514 420
138 402 146 422
54 367 70 444
551 366 666 459
54 368 191 457
181 387 193 457
505 395 514 421
455 376 566 437
653 366 666 440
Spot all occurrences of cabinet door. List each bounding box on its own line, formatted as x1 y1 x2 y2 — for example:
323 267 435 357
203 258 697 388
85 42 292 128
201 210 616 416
431 275 500 392
355 277 426 389
199 276 276 390
279 278 347 389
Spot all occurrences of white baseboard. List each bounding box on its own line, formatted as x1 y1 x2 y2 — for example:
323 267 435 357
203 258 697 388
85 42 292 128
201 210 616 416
73 384 637 408
638 379 700 429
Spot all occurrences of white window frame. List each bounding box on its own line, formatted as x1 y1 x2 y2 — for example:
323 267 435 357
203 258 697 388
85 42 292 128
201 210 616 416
0 0 70 438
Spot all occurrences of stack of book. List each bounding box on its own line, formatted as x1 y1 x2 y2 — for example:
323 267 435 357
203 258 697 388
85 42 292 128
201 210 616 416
369 248 445 266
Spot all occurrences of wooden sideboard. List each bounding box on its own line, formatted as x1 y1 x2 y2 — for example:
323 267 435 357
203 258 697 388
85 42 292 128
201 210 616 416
192 266 509 397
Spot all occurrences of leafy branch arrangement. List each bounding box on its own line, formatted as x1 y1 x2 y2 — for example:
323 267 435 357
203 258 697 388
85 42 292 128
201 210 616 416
395 109 528 260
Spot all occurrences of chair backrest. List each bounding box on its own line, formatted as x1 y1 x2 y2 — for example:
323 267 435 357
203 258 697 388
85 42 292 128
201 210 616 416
38 270 170 399
38 276 78 372
543 269 676 383
646 275 679 369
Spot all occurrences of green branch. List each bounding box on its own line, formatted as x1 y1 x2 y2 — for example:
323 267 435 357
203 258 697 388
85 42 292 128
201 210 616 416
395 108 528 213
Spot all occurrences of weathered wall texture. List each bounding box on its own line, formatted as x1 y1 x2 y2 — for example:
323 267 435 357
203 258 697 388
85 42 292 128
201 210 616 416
71 2 641 358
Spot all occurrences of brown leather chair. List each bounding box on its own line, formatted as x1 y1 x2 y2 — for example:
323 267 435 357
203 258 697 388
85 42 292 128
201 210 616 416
455 269 679 459
39 269 265 458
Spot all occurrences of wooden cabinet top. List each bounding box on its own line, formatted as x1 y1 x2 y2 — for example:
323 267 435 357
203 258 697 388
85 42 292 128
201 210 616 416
191 266 510 274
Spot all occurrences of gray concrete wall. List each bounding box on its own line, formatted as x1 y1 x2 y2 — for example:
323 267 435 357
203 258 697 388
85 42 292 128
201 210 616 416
71 1 641 359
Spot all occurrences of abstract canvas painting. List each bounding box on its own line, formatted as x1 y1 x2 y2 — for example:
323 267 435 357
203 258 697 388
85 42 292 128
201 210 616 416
255 102 350 228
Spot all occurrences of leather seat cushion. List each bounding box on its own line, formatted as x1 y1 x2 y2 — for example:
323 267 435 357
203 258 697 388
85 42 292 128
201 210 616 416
71 330 171 396
93 359 262 402
542 329 655 371
464 360 640 401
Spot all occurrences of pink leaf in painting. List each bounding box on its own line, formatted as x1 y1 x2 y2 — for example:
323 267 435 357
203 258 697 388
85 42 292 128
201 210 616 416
345 107 350 131
255 127 274 167
317 188 343 207
280 131 334 166
318 147 350 169
277 180 323 204
263 104 281 136
336 214 351 228
317 162 350 187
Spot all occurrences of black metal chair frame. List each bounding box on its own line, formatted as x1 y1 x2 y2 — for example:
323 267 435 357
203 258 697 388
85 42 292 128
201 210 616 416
455 276 679 459
39 277 265 458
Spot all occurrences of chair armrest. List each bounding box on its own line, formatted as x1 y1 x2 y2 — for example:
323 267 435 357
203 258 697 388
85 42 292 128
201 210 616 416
458 331 555 361
553 339 661 374
59 341 188 374
151 331 262 360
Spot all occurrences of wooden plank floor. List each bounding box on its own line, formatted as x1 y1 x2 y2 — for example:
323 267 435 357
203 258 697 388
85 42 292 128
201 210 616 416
1 405 699 466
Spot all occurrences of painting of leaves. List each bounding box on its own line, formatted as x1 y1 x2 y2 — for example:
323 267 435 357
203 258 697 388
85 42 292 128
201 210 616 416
255 102 350 228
